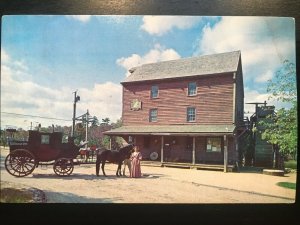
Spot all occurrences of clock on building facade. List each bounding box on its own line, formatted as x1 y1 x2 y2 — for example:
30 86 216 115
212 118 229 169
130 99 142 110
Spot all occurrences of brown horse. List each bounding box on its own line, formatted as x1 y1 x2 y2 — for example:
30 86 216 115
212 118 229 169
96 144 134 177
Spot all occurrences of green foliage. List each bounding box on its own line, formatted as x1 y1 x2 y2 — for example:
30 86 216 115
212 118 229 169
99 135 123 150
111 118 123 128
101 135 111 149
276 182 296 190
260 60 297 157
101 117 111 125
0 188 32 203
284 160 297 169
267 60 296 103
91 116 99 127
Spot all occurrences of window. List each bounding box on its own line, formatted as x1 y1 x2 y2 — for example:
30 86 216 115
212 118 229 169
151 85 159 98
188 82 197 96
149 109 158 122
41 135 50 144
187 107 196 122
206 137 222 152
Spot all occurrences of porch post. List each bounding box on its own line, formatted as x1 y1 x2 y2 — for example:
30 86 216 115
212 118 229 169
192 137 196 164
224 135 228 172
161 136 164 163
109 137 112 150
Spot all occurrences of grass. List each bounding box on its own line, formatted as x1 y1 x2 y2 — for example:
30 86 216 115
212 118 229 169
285 160 297 169
0 188 33 203
276 182 296 190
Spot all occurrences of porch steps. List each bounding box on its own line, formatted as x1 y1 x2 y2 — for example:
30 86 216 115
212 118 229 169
141 161 234 172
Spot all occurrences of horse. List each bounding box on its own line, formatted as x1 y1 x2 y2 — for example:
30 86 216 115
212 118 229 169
96 144 134 177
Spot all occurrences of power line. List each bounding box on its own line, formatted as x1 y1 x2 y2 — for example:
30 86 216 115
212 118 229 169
1 112 71 121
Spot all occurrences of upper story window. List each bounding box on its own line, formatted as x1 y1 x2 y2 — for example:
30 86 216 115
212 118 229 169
151 85 159 98
206 137 222 152
187 107 196 122
188 82 197 96
149 109 158 122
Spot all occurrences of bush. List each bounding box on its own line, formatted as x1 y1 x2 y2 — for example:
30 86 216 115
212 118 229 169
284 160 297 169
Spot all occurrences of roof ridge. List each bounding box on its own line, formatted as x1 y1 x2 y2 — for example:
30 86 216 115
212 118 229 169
129 50 241 71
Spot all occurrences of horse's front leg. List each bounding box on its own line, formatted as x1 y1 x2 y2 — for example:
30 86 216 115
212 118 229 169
102 161 107 177
96 159 100 176
122 162 126 176
116 163 122 176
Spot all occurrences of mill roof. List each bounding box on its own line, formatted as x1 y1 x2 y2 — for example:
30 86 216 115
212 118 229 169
122 50 241 83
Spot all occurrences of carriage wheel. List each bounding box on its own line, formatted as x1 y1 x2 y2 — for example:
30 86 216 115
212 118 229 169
53 158 74 176
5 149 36 177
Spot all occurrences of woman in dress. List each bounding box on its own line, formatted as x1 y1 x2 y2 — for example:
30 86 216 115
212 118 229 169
130 146 142 178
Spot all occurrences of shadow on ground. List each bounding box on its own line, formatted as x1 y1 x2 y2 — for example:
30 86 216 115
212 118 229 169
28 172 163 180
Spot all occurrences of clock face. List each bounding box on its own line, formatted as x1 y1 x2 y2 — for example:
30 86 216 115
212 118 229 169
133 101 139 107
131 99 141 110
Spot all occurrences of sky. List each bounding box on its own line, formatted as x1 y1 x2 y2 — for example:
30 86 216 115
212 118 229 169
1 16 296 130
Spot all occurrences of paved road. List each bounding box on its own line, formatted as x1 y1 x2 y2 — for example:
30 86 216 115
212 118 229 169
0 147 296 203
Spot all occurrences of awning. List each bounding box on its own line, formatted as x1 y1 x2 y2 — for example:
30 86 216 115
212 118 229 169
104 124 236 136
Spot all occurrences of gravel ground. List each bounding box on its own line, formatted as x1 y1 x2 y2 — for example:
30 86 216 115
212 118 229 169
0 147 296 203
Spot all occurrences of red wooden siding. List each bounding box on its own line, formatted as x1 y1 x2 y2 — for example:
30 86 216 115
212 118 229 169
122 73 234 126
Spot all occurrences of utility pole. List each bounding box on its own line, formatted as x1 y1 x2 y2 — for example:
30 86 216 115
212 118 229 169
72 91 80 137
85 109 89 149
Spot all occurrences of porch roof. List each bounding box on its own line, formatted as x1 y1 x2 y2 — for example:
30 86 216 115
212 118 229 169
104 124 236 136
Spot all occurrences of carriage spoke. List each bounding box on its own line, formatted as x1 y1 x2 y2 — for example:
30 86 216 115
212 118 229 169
53 158 74 176
5 149 36 177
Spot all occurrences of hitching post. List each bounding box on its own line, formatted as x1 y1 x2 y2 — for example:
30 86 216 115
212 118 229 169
161 136 164 163
192 137 196 165
224 135 228 172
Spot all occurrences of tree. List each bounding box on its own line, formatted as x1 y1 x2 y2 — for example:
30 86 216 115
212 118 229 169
260 60 297 158
91 116 99 127
101 117 110 125
111 117 123 129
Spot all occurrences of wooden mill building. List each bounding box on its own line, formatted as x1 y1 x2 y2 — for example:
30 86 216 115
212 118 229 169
105 50 245 172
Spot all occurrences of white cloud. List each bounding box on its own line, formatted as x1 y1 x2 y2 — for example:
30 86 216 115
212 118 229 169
196 17 295 83
141 16 201 36
1 49 10 63
244 88 271 114
196 17 295 118
66 15 92 23
1 51 122 130
116 44 181 76
244 88 292 118
254 70 273 83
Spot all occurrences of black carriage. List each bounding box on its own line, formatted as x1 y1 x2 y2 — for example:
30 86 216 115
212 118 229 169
5 130 84 177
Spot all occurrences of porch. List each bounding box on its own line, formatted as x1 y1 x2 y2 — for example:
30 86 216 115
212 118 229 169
104 124 238 172
141 160 235 172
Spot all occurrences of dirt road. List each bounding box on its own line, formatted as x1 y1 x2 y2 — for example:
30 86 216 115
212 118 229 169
0 147 296 203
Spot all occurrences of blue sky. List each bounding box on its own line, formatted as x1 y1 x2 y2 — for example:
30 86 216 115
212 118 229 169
1 16 295 130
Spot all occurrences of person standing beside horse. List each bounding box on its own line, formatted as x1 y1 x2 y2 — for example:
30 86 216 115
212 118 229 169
130 146 142 178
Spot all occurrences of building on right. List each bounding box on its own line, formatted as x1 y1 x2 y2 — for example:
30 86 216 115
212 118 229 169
105 50 257 172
